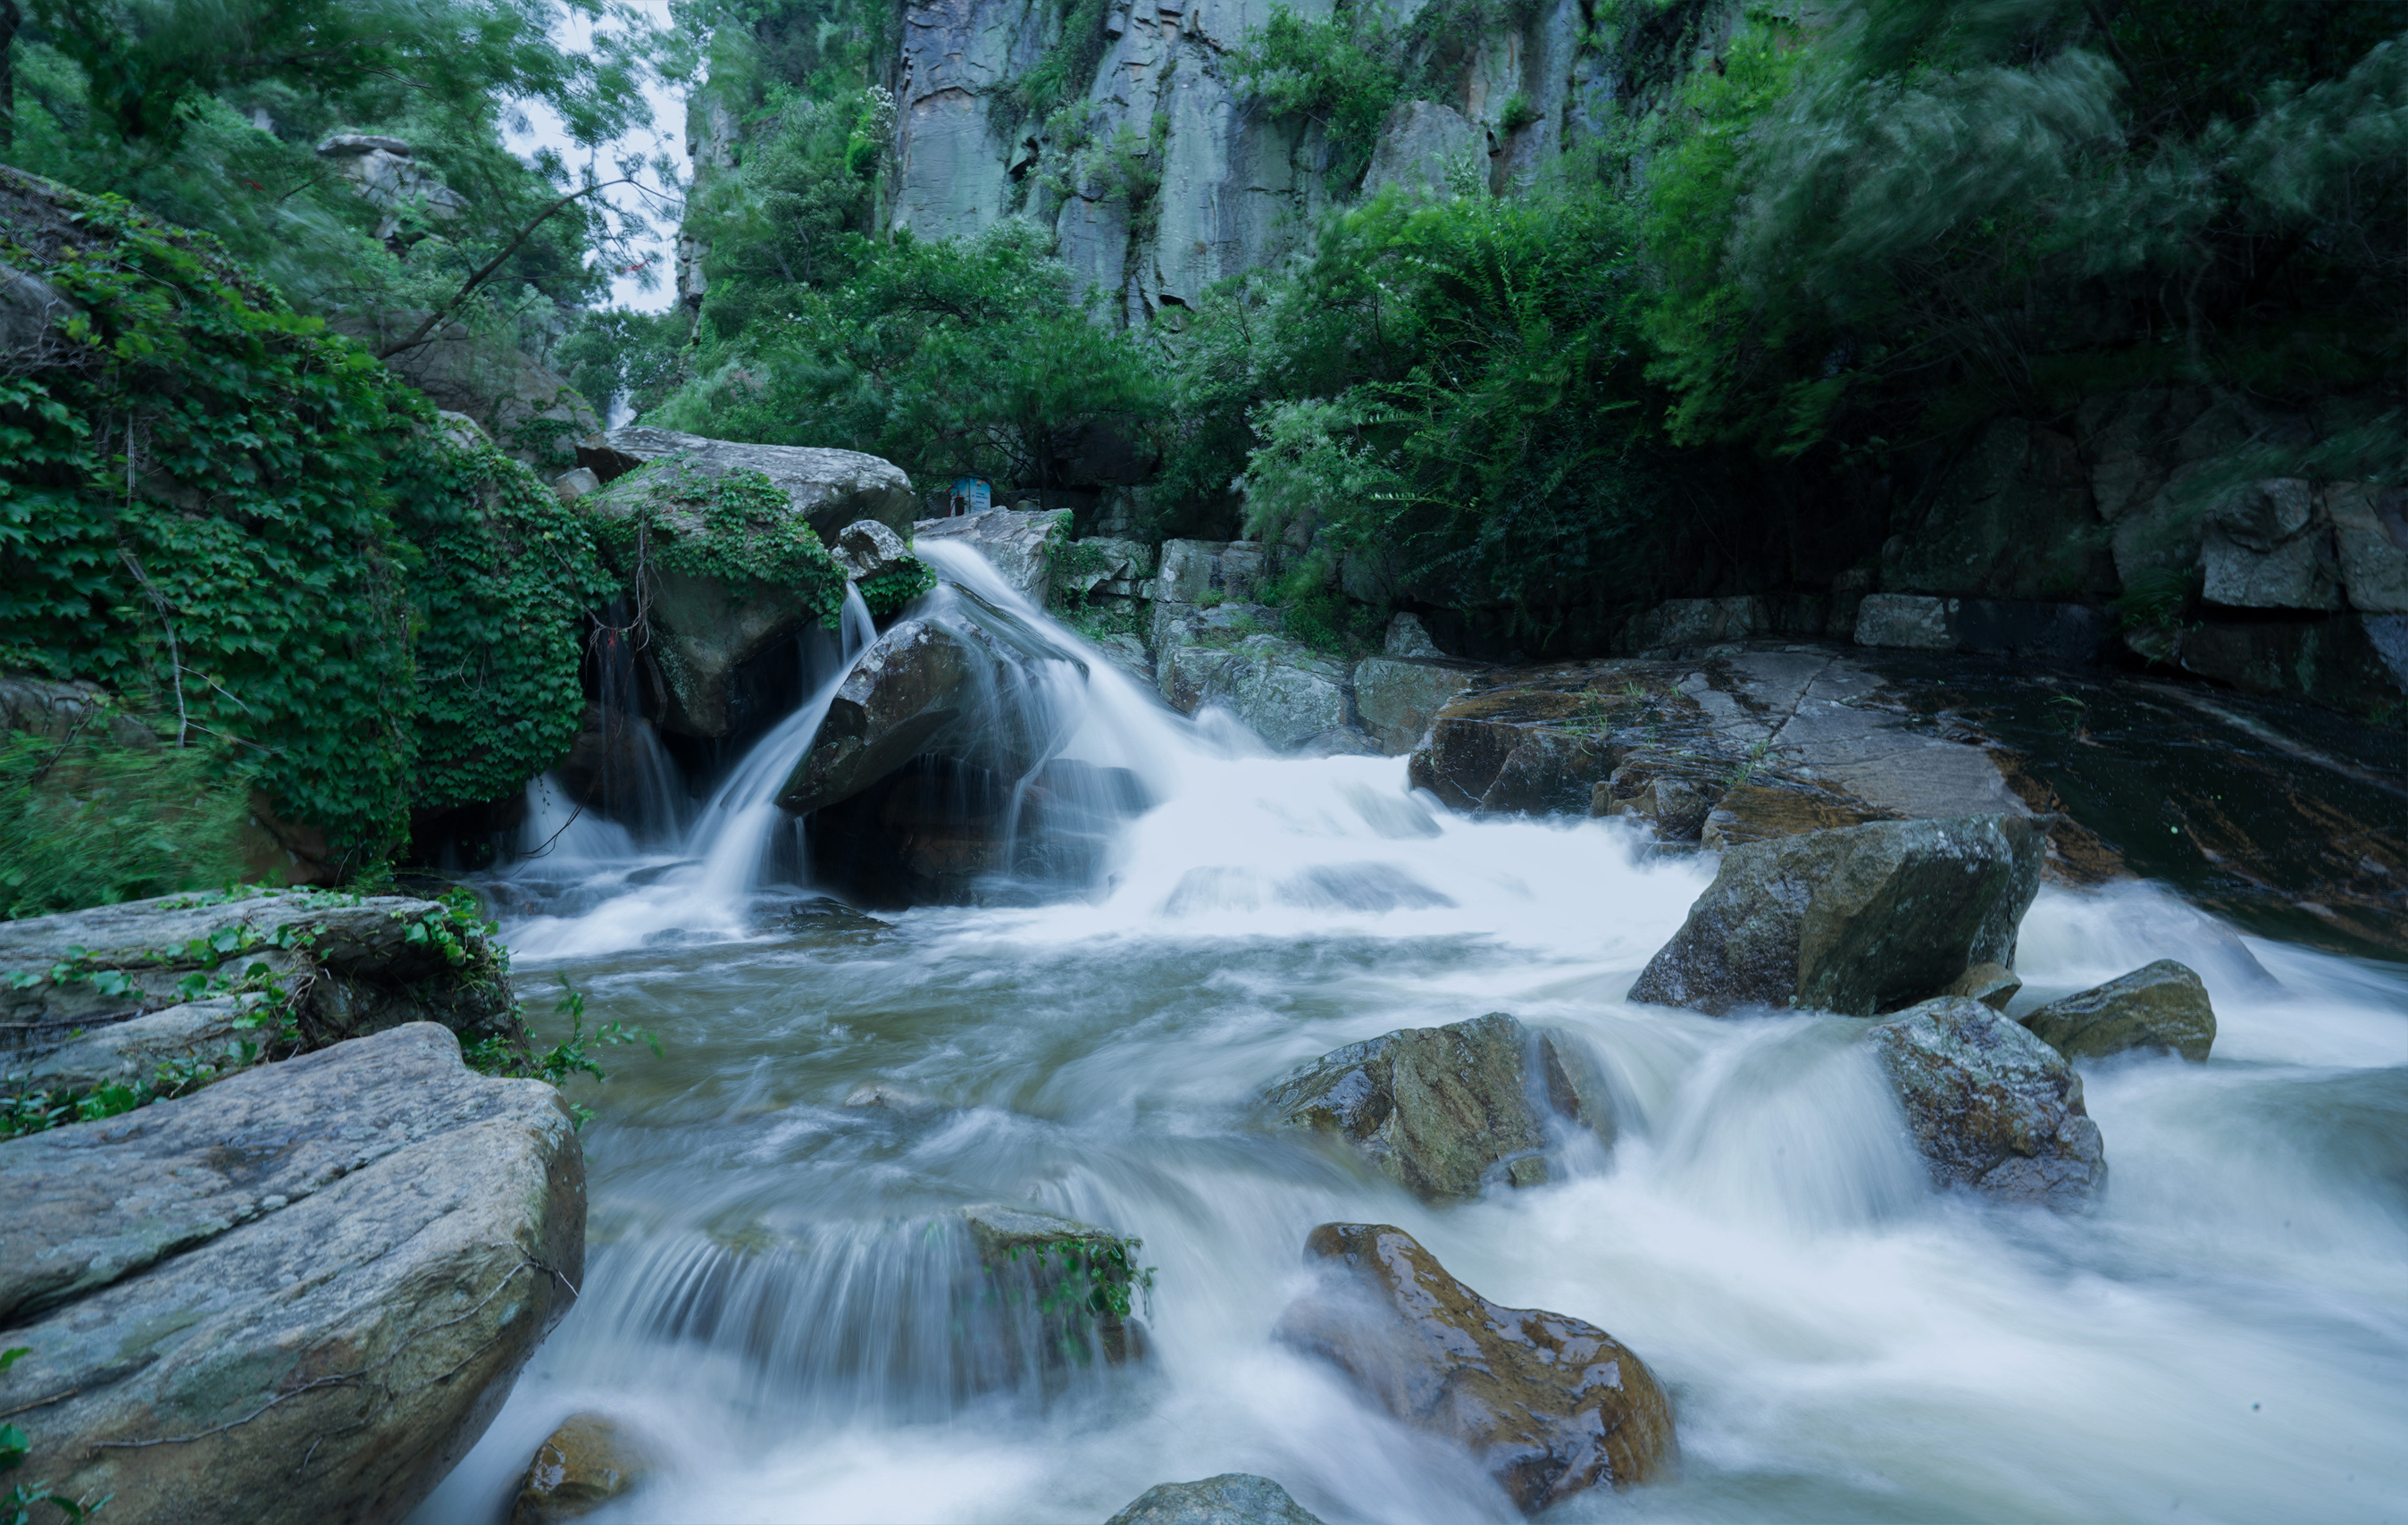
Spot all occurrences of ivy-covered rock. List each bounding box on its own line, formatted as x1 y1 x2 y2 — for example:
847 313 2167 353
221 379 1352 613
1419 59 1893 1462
0 887 520 1121
958 1202 1150 1368
581 454 857 737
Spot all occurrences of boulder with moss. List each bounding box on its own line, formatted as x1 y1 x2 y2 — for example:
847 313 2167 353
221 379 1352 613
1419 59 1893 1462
1869 996 2108 1208
2020 959 2217 1061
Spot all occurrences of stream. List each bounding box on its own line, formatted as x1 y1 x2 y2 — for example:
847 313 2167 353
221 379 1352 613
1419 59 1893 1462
409 548 2408 1525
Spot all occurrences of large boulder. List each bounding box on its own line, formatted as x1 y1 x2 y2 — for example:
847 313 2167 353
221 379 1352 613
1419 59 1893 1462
1264 1014 1610 1199
1275 1223 1675 1512
580 453 861 737
0 890 520 1095
2325 483 2408 613
1868 997 2107 1209
775 605 1083 816
1629 816 2044 1017
912 507 1074 603
583 426 916 540
1105 1474 1324 1525
2019 959 2217 1062
0 1023 583 1524
1164 635 1360 752
2200 478 2343 610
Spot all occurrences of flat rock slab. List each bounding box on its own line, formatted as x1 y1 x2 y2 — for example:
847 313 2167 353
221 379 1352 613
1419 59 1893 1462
1631 816 2044 1017
589 426 916 538
1869 997 2107 1209
0 1023 583 1525
0 890 518 1091
2021 959 2216 1061
1105 1473 1325 1525
1275 1223 1675 1512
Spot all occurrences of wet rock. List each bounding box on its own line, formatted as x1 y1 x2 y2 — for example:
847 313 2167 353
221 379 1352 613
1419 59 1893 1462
1354 656 1481 755
1868 996 2108 1208
0 889 521 1082
1629 816 2045 1017
511 1412 656 1525
1599 775 1711 842
2019 959 2217 1062
0 1024 584 1523
1104 1473 1325 1525
1943 961 2025 1011
1275 1223 1675 1512
1696 783 1883 850
913 507 1074 602
1537 1030 1618 1150
1885 418 2117 601
777 607 1080 815
1164 635 1353 751
960 1202 1148 1366
842 1079 944 1115
1266 1012 1601 1200
588 426 916 539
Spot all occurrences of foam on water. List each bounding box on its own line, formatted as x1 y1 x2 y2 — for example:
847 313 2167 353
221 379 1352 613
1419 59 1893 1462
411 547 2408 1525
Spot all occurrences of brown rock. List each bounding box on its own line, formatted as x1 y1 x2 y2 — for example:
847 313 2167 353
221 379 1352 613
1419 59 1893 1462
1275 1223 1675 1512
1944 961 2025 1011
1264 1013 1547 1201
512 1412 656 1525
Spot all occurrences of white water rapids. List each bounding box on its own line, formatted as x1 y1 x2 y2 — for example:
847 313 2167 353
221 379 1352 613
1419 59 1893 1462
412 545 2408 1524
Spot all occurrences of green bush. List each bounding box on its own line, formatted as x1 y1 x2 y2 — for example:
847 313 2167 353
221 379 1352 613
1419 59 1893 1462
0 723 250 919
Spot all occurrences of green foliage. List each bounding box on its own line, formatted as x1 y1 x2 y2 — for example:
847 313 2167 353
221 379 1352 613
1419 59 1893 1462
587 457 851 627
856 556 937 618
1225 189 1673 618
1010 0 1115 123
0 721 249 919
464 976 660 1129
653 223 1166 490
0 171 423 863
559 307 692 422
391 426 617 814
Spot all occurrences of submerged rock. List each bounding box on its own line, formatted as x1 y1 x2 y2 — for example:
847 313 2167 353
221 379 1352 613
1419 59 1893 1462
1629 815 2044 1017
1266 1013 1544 1200
511 1412 656 1525
1275 1223 1675 1512
959 1202 1149 1366
2020 959 2217 1062
0 889 520 1093
1868 996 2108 1208
1104 1473 1325 1525
0 1024 583 1524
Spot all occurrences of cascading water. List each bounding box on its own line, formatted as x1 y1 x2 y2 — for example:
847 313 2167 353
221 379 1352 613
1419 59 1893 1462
414 546 2408 1524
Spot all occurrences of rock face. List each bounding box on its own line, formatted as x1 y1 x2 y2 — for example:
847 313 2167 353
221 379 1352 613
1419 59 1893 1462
511 1412 656 1525
2019 959 2217 1062
776 605 1083 816
913 507 1073 603
0 1023 584 1525
1275 1223 1675 1512
0 890 519 1094
586 426 916 540
1265 1013 1610 1198
1353 656 1481 754
1868 997 2107 1208
1104 1474 1325 1525
1884 417 2118 601
1164 634 1360 752
1363 100 1484 197
1630 816 2044 1017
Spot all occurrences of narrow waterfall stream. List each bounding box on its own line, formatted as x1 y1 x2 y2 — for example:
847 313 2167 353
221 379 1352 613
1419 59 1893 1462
413 551 2408 1525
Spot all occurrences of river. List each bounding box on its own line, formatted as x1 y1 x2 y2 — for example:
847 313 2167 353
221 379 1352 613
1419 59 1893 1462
408 545 2408 1525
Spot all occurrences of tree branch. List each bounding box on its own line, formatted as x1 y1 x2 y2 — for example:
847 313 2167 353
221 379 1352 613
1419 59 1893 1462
376 179 635 362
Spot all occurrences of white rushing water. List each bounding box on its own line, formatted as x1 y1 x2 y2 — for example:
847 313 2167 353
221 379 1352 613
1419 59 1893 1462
411 549 2408 1525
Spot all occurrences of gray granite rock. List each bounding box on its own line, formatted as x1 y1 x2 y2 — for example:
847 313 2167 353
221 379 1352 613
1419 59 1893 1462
0 1024 583 1524
914 507 1074 604
1869 996 2107 1208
